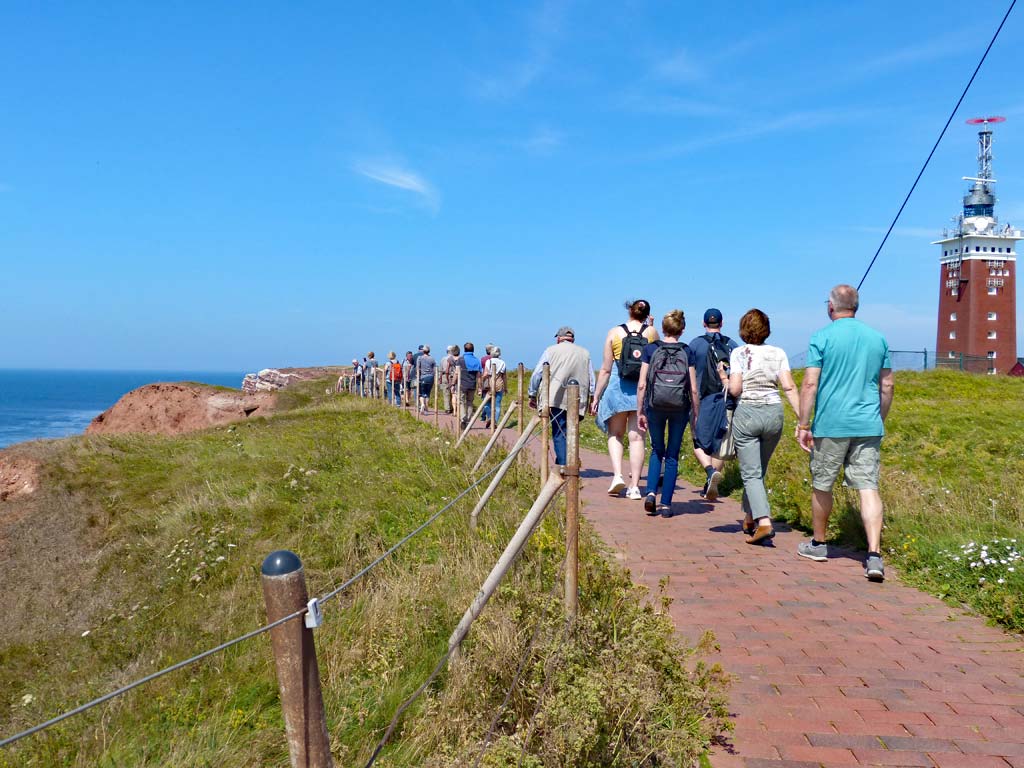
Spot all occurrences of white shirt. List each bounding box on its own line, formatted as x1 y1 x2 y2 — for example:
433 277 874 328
730 344 790 405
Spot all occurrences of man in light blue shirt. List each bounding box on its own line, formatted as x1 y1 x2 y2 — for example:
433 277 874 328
796 284 895 581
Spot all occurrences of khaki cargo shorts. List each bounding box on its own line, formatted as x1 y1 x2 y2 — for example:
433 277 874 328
810 436 882 492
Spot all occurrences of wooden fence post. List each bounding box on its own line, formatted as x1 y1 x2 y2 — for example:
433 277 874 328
517 363 525 436
471 401 519 474
564 383 580 622
414 362 420 419
540 363 550 484
470 414 540 527
451 472 566 653
434 363 440 426
261 551 333 768
455 366 462 428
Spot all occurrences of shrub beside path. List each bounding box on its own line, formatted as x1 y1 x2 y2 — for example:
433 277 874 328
574 451 1024 768
442 413 1024 767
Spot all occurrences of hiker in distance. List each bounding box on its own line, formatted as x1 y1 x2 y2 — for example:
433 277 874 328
457 342 482 429
636 309 699 516
725 309 800 544
593 299 659 500
529 326 595 468
796 284 894 582
481 348 509 430
415 345 436 414
690 308 738 500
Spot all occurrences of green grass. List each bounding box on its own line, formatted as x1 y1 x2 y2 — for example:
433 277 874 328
0 382 728 766
579 369 1024 632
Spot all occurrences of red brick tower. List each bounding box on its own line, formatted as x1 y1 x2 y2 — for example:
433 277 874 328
935 117 1020 373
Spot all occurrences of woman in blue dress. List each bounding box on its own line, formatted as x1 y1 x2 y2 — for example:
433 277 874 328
591 299 659 499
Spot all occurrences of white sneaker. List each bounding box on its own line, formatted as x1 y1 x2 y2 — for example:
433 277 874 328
626 486 643 500
607 475 626 496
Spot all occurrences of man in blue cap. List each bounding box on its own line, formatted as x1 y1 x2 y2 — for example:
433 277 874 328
689 308 738 500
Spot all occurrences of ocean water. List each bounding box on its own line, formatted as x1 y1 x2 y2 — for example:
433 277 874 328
0 370 245 449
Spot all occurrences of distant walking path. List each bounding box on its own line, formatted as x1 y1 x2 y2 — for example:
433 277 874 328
440 413 1024 768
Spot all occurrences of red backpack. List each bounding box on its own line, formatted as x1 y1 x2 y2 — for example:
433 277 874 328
390 361 403 381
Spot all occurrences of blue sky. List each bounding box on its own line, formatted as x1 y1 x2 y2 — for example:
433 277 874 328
2 0 1022 372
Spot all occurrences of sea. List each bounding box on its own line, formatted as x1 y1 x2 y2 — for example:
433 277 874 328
0 369 246 450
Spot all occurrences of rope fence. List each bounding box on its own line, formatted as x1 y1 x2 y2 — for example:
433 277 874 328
0 406 544 754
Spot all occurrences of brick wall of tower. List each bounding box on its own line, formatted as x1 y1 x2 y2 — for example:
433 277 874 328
936 256 1017 372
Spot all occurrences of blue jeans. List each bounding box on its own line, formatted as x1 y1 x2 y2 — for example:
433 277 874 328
645 408 689 505
386 380 402 405
550 407 568 465
481 391 504 423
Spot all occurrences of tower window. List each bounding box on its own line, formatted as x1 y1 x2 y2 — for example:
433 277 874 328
988 331 997 339
988 312 997 320
988 351 997 359
988 286 998 295
949 331 956 340
950 312 957 321
976 246 981 252
948 351 957 359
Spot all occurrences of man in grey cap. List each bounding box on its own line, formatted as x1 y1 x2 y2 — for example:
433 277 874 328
689 308 738 500
528 326 595 466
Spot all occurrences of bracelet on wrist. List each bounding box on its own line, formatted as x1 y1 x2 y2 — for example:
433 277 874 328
797 424 811 430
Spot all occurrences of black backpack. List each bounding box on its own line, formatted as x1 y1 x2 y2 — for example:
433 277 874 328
699 333 732 400
617 324 646 381
646 342 691 412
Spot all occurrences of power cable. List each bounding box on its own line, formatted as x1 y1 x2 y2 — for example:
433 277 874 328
856 0 1016 291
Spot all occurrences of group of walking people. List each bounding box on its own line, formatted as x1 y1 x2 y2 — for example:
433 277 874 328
535 286 892 583
343 343 509 428
344 283 893 583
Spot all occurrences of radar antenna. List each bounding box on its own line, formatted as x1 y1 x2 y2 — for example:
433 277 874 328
965 116 1005 181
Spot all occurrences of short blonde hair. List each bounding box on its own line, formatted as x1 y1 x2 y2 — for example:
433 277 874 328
662 309 685 337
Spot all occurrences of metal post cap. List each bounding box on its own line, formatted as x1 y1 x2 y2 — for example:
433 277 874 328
261 550 303 576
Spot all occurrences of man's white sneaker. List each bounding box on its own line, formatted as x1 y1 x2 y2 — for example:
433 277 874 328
607 476 626 496
626 486 643 501
705 470 723 501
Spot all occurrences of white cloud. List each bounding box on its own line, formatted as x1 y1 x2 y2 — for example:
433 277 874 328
644 106 873 160
354 162 440 213
617 90 731 117
850 31 977 78
472 0 568 100
651 49 705 84
522 126 564 155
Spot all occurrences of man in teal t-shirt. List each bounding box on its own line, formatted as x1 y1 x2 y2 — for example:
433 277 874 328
796 284 895 582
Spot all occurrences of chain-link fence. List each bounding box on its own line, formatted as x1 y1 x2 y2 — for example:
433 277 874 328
788 349 933 371
932 352 999 374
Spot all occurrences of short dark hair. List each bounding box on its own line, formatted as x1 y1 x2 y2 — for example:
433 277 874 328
464 342 474 352
624 298 651 321
738 309 771 345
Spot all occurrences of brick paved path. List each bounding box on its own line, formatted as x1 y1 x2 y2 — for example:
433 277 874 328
437 412 1024 768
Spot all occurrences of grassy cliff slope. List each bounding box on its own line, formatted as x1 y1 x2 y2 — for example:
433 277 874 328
0 384 727 767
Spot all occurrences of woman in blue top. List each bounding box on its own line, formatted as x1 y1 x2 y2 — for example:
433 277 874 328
636 310 699 515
